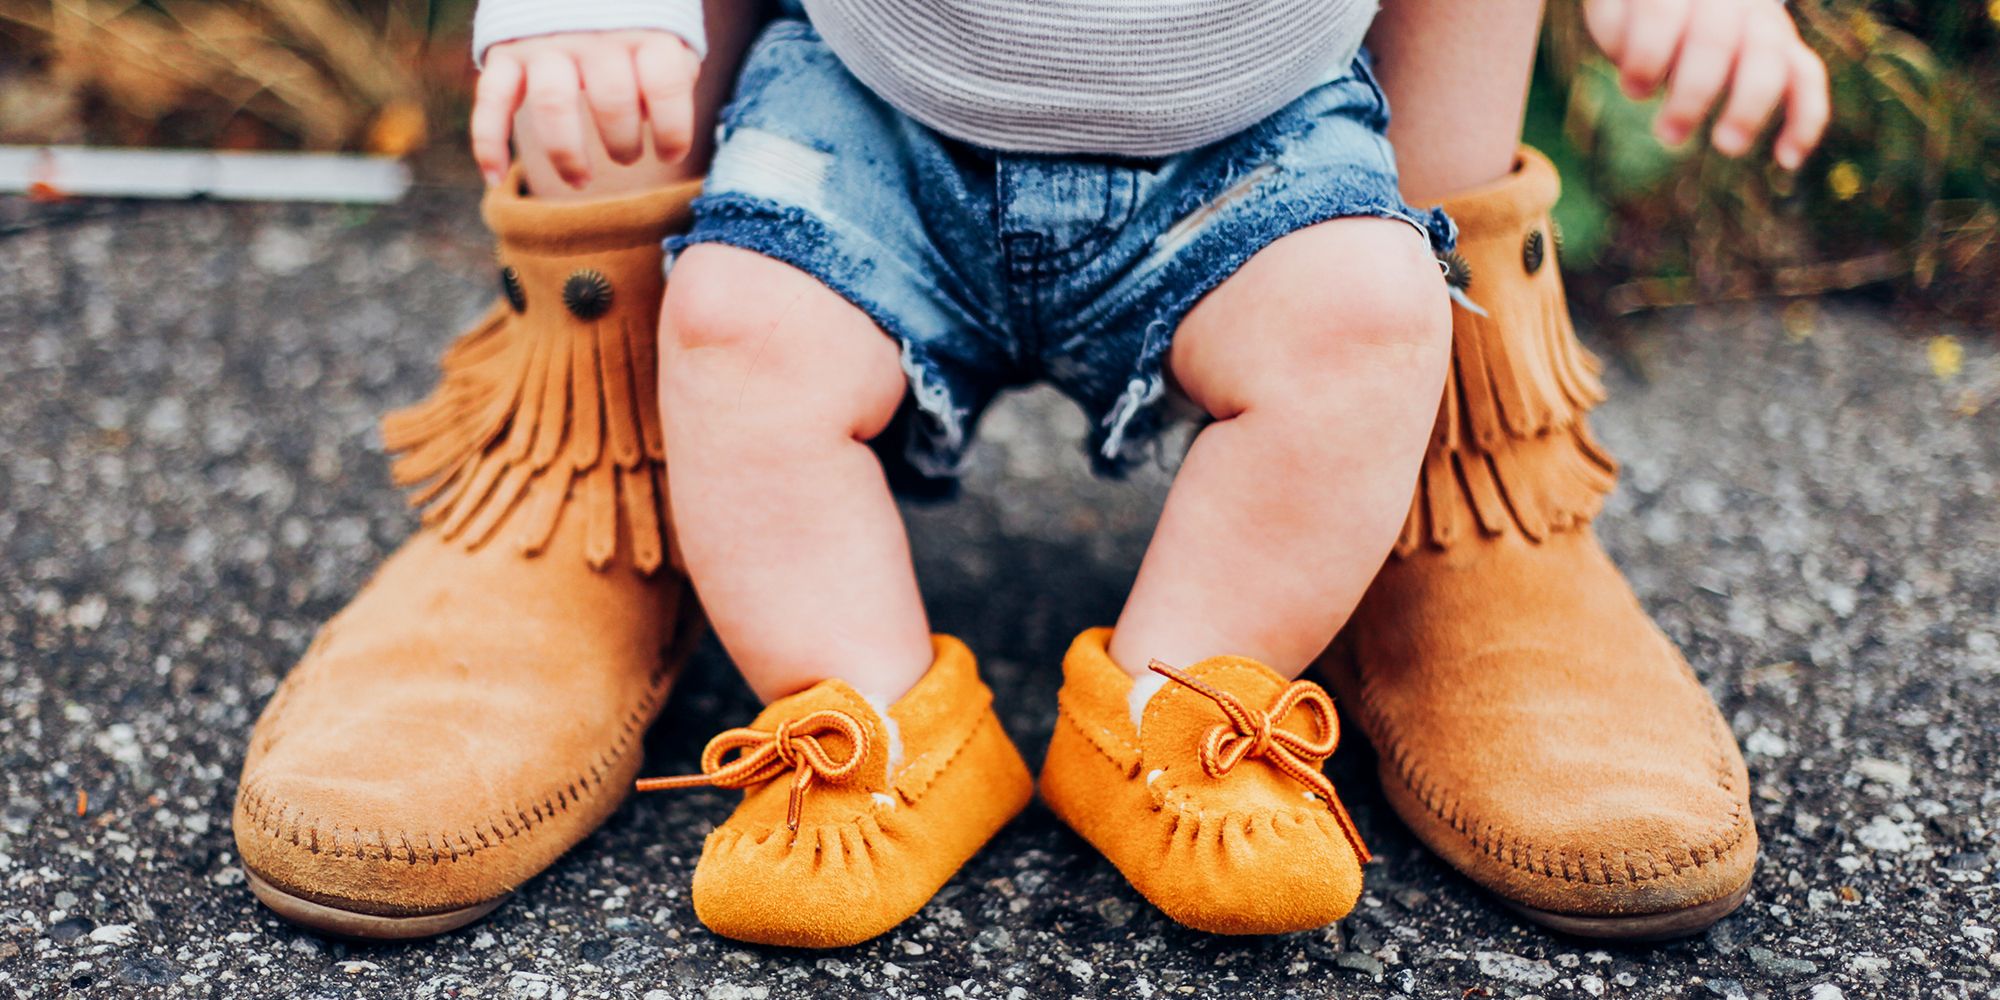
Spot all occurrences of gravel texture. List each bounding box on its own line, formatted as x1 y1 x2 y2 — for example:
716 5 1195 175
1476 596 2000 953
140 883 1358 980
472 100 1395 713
1 193 1997 999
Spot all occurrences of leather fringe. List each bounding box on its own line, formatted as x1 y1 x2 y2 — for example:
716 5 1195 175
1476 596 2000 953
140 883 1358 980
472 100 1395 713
1395 206 1618 555
379 306 673 574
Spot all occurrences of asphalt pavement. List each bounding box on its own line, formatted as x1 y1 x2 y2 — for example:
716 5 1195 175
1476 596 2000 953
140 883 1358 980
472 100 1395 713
1 192 1996 999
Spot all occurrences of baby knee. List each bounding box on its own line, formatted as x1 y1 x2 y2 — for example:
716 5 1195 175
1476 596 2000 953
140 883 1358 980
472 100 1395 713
659 249 784 360
1241 249 1451 419
657 246 906 439
1328 249 1452 351
1261 255 1448 398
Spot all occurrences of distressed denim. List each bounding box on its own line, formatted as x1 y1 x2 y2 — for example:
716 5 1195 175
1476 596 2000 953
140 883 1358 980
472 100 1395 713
671 8 1455 490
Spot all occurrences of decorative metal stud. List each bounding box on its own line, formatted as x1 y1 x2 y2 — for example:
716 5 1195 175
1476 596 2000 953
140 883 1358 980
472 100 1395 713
562 269 614 321
1522 229 1546 274
499 266 527 313
1440 250 1473 291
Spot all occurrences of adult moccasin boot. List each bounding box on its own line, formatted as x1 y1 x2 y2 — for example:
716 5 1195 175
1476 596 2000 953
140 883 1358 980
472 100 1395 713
232 173 706 939
1319 149 1757 940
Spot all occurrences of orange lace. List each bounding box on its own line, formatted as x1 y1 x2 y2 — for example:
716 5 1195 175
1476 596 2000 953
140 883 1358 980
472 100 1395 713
1148 660 1372 862
636 709 869 833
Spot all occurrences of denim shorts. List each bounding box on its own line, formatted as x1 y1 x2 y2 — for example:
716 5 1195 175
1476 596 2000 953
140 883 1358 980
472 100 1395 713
672 7 1455 491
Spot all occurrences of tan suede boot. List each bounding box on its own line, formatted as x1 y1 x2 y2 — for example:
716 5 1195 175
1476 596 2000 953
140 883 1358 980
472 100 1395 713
232 174 706 939
1319 149 1757 940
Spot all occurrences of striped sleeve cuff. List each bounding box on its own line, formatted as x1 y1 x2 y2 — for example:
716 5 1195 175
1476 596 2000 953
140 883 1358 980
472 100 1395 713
472 0 707 65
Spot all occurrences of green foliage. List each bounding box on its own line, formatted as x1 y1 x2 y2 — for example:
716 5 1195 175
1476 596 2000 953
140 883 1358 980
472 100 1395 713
1529 0 2000 316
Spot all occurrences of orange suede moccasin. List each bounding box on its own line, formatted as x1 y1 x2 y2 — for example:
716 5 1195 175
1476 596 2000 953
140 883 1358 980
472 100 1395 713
1320 148 1757 940
1041 628 1369 935
233 172 706 939
639 636 1032 948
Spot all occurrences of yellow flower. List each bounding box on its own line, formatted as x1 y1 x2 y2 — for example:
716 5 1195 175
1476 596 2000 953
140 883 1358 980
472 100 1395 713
1929 336 1964 381
1990 0 2000 26
1828 161 1863 201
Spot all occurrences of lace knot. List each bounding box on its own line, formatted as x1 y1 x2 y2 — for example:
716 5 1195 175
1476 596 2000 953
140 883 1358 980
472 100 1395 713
1148 660 1371 862
636 708 869 834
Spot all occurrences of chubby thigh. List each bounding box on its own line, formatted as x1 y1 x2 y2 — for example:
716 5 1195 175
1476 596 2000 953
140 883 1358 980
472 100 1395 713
674 9 1455 479
1106 215 1454 678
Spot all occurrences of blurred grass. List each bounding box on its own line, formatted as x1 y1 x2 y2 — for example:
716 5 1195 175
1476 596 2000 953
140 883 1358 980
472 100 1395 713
0 0 476 165
1 0 1995 318
1530 0 2000 320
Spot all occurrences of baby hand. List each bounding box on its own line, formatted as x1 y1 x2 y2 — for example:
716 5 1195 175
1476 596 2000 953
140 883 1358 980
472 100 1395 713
471 30 700 188
1584 0 1830 169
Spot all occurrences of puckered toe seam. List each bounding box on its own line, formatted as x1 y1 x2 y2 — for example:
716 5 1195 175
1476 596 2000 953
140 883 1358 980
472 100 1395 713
235 655 674 872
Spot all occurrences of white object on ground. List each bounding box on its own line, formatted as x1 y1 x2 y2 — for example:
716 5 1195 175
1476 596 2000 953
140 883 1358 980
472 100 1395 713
0 147 411 203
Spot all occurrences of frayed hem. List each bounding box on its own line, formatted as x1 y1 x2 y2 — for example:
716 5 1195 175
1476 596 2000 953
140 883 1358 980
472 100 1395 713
1098 370 1166 469
896 339 970 481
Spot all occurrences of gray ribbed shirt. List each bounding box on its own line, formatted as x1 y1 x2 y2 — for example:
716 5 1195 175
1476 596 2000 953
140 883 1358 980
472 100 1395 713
474 0 1379 155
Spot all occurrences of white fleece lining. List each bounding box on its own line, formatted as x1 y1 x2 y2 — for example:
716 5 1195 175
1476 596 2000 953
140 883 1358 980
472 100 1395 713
863 694 905 783
1126 672 1170 734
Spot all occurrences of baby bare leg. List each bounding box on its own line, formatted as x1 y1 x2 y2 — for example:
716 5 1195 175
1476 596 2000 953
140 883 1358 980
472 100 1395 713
1107 218 1450 679
658 246 935 703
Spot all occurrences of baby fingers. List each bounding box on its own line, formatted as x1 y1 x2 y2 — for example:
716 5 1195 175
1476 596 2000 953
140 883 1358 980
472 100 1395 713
1710 8 1792 158
580 55 647 167
635 36 700 162
1654 0 1745 147
1584 0 1631 63
471 54 526 186
1617 0 1695 98
525 52 591 187
1773 44 1831 170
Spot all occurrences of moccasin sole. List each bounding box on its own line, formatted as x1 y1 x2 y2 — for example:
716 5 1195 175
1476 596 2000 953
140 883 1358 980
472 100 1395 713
246 869 506 940
1505 878 1751 941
